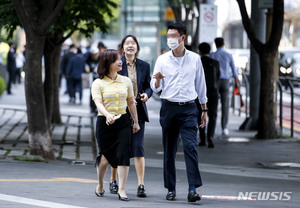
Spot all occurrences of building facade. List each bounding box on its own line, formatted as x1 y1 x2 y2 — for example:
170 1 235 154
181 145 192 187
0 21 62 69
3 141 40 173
120 0 169 71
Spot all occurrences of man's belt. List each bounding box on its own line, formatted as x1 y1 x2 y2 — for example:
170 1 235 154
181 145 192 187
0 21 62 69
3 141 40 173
162 99 195 106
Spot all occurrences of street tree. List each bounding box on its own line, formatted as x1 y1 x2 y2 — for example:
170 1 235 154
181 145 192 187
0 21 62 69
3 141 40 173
12 0 67 160
236 0 284 139
43 0 118 125
0 0 118 160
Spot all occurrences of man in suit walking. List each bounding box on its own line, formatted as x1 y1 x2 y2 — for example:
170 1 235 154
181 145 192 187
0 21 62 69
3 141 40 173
197 42 220 148
6 42 17 95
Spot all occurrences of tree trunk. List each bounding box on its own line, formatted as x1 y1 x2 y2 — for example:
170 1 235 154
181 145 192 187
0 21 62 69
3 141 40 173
237 0 283 139
44 39 62 125
44 40 55 126
24 35 56 160
257 51 277 139
51 47 62 124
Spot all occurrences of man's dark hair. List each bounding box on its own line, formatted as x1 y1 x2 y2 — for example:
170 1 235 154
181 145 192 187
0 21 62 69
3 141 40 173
214 37 224 48
167 22 186 36
198 42 211 54
70 44 76 49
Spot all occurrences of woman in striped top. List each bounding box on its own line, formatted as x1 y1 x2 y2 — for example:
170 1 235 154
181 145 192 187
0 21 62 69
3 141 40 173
91 49 140 202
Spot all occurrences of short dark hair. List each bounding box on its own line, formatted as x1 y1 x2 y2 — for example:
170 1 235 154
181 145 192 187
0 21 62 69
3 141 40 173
214 37 224 48
167 22 186 36
198 42 211 54
119 35 140 57
98 41 107 49
70 44 76 49
97 49 119 79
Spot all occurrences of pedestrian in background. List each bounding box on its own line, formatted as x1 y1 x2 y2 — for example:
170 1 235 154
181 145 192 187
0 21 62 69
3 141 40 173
85 46 100 113
108 35 152 197
60 44 77 97
15 49 25 85
66 48 86 104
97 41 107 56
197 42 220 148
210 37 239 136
151 22 207 203
92 49 140 202
6 42 16 95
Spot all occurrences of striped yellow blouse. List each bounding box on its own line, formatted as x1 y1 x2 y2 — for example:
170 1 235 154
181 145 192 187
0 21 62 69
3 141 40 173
91 75 134 116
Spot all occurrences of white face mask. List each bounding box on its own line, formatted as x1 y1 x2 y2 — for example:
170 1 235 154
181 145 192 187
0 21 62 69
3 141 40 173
167 36 182 50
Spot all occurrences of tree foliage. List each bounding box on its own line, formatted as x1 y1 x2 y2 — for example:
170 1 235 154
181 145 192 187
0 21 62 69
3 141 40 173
0 0 19 39
48 0 118 41
43 0 118 125
0 0 119 159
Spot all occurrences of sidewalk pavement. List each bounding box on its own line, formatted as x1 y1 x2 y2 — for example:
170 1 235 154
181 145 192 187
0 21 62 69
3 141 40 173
0 81 300 208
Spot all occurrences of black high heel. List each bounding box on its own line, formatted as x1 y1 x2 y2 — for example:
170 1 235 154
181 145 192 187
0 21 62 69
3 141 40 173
95 189 105 197
118 193 129 202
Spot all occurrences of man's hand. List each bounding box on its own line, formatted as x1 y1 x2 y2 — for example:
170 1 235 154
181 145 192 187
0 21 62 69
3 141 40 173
152 72 165 89
199 112 207 128
152 72 165 80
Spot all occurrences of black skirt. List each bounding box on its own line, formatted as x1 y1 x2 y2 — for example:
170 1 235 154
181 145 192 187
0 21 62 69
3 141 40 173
95 114 131 168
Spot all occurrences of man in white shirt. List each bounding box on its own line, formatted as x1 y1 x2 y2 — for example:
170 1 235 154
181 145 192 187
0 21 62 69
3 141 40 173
151 22 207 203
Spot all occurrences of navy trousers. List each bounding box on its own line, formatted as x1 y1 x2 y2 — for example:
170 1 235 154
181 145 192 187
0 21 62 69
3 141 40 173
160 101 202 192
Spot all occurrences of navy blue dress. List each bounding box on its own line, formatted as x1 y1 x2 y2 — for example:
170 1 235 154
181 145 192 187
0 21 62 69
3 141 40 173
119 56 153 157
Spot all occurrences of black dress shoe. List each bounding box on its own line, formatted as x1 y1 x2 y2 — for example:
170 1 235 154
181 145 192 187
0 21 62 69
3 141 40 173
137 184 147 197
207 141 214 148
198 141 206 146
118 193 129 202
188 191 201 202
166 191 176 201
109 181 118 194
95 189 105 197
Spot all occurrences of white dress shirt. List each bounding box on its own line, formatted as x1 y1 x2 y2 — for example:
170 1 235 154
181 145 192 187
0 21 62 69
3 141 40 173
151 49 207 104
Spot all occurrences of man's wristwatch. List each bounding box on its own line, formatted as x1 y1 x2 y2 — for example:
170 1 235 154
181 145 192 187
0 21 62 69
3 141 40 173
202 109 208 112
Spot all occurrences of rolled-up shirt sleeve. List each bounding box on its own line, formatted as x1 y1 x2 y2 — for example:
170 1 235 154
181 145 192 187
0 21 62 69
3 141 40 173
195 58 207 104
229 54 238 78
150 57 163 93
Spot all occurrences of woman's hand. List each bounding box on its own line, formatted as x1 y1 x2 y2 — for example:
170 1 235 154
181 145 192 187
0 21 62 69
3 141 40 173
105 113 115 125
132 122 140 133
140 93 148 102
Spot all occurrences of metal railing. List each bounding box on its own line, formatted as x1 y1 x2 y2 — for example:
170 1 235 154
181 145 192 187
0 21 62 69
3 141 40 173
278 77 300 137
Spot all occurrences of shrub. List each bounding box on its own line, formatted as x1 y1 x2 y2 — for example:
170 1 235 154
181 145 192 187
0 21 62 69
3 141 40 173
0 76 6 96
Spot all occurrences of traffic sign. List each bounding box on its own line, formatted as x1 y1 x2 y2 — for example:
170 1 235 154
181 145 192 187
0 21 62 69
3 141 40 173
199 4 217 44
